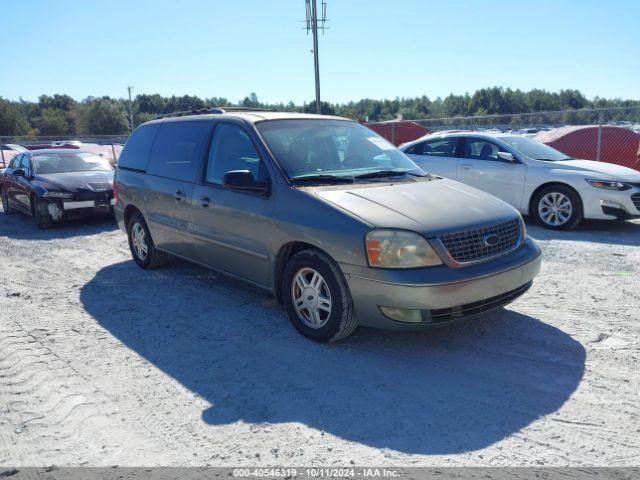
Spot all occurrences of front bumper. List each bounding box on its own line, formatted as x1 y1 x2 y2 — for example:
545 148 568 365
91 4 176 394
582 188 640 220
341 237 542 330
46 198 115 221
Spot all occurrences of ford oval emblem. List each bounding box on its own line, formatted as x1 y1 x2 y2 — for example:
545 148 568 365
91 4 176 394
483 233 500 247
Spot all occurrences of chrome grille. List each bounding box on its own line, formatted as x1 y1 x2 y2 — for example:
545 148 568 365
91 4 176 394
632 193 640 211
438 218 521 265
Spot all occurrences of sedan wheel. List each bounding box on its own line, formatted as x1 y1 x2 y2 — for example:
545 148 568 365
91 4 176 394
538 192 572 227
533 186 582 230
32 197 54 229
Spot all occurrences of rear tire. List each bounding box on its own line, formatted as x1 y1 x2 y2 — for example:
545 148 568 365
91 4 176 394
282 249 357 343
1 189 12 215
127 212 168 269
32 196 54 229
532 185 583 230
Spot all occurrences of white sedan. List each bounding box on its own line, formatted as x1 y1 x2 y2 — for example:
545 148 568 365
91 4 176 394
400 132 640 230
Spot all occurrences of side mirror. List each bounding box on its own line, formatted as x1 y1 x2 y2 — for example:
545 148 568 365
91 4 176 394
497 152 516 162
223 170 269 194
13 168 26 177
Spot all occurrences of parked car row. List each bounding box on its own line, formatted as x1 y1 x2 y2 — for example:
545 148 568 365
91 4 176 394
3 109 637 342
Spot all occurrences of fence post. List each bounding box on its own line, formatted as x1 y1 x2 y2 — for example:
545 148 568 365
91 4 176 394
391 123 396 145
0 140 5 167
110 143 117 164
596 110 604 162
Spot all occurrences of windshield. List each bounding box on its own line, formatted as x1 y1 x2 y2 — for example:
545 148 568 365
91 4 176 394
256 119 425 180
498 136 572 161
33 152 113 174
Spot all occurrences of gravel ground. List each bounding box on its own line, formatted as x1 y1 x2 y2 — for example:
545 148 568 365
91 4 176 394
0 208 638 467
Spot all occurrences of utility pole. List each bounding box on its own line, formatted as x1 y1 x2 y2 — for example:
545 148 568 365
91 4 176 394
305 0 327 115
126 86 134 132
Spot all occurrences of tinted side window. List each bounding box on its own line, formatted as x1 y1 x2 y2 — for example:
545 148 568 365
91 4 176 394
422 138 459 157
205 123 264 185
463 139 507 162
148 121 212 183
118 124 159 171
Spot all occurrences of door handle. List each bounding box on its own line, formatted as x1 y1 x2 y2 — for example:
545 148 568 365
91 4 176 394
174 191 185 202
460 164 472 170
200 197 211 208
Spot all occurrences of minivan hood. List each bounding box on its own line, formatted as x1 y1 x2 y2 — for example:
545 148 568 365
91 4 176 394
537 159 640 181
34 171 114 192
313 178 519 237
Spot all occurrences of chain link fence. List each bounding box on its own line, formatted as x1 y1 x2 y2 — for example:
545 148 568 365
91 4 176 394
365 106 640 171
0 135 127 168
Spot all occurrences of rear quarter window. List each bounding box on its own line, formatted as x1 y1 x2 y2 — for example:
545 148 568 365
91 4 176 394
147 121 212 183
118 124 159 171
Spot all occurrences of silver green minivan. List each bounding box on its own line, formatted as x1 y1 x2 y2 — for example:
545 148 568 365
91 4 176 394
114 109 541 342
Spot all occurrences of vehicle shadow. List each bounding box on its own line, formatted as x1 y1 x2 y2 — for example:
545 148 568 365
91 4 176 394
81 260 585 455
525 217 640 247
0 207 117 239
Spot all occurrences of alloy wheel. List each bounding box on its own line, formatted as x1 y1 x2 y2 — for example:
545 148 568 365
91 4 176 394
538 192 573 227
131 222 148 260
291 267 332 329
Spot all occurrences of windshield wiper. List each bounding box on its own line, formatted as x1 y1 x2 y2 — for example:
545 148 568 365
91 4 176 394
290 174 355 185
353 170 416 180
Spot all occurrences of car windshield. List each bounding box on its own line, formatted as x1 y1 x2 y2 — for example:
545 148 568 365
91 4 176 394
498 136 572 161
256 119 425 181
33 152 113 174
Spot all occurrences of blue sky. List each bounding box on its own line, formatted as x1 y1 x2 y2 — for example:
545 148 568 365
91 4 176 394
2 0 639 103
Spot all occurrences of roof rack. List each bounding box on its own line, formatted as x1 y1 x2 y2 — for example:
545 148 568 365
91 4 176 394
155 106 274 119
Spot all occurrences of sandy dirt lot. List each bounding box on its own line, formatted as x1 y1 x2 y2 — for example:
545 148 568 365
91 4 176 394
0 208 638 467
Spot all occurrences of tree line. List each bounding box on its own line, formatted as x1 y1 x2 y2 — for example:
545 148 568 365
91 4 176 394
1 87 639 137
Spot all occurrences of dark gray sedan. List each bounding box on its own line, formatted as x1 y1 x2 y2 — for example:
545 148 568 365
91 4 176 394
1 149 114 228
114 110 541 342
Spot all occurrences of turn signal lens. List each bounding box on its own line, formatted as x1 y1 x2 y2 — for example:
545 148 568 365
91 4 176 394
365 238 382 265
365 230 442 268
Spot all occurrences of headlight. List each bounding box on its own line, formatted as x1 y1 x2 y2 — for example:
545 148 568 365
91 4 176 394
586 179 631 191
43 191 73 199
365 230 442 268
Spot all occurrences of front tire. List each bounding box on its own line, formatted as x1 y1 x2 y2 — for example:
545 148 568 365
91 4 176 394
127 212 168 269
532 185 583 230
282 249 357 343
32 196 54 229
